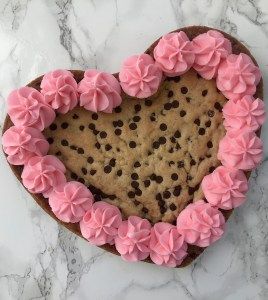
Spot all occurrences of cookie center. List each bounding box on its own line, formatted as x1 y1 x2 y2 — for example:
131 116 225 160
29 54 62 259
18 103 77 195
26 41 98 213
44 69 227 224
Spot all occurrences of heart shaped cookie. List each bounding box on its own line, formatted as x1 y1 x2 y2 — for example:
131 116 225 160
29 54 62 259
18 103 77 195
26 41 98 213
2 26 265 268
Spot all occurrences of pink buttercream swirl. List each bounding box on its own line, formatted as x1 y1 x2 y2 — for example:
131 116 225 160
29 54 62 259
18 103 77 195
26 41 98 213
40 69 78 114
80 201 122 246
2 126 49 165
192 30 232 79
202 166 249 210
153 31 194 76
7 87 55 130
119 54 162 98
49 181 93 223
177 200 225 247
78 70 122 113
22 155 66 197
115 216 151 262
223 95 265 133
150 222 187 267
218 131 263 170
216 53 261 101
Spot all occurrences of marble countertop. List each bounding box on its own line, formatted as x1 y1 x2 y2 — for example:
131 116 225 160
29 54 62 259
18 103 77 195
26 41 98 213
0 1 267 299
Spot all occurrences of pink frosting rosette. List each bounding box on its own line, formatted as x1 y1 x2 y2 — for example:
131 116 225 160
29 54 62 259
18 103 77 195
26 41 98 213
2 126 49 165
49 181 94 223
40 69 78 114
218 131 263 170
216 53 261 101
223 95 265 133
202 166 249 210
150 222 187 267
78 70 122 113
177 200 225 247
192 30 232 79
22 155 66 197
80 201 122 246
7 87 55 130
115 216 151 262
119 54 162 98
153 31 194 76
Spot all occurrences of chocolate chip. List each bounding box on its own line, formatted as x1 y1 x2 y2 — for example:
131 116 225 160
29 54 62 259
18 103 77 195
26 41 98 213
61 122 69 129
186 97 191 103
194 119 200 126
150 115 156 121
105 144 112 151
71 172 78 180
156 193 162 201
171 173 178 181
93 129 99 135
109 158 116 167
168 90 174 98
117 120 123 127
150 174 157 181
169 203 177 211
175 143 181 150
133 116 141 122
187 175 193 181
117 170 122 176
177 161 184 168
131 181 139 188
134 161 141 168
135 189 142 196
207 141 213 148
190 159 196 166
87 156 94 164
163 191 171 199
160 207 167 214
169 148 174 153
207 110 215 117
153 141 160 149
129 123 137 130
209 166 216 173
214 102 222 112
164 103 172 110
188 187 195 195
173 185 181 196
142 207 149 214
50 123 57 130
95 142 101 149
205 120 211 127
114 106 122 113
61 139 68 146
202 89 208 96
133 200 140 206
131 173 139 180
88 123 95 130
114 129 122 136
156 176 163 183
181 86 188 94
173 76 181 83
134 104 141 112
70 145 77 150
47 137 54 144
129 141 136 148
172 100 179 108
198 128 205 135
145 99 152 106
79 125 85 131
72 114 79 119
144 180 150 187
92 113 98 120
160 123 167 131
104 165 112 173
170 136 176 143
169 161 175 166
113 121 118 127
78 178 85 184
159 137 166 145
100 131 107 139
81 168 87 175
55 151 61 156
180 110 186 117
174 130 181 138
128 191 135 198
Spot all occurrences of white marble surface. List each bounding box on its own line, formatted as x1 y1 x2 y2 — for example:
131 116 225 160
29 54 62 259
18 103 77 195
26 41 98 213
0 0 267 299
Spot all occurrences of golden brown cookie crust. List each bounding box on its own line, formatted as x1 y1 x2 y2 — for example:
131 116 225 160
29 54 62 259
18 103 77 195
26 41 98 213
2 25 263 267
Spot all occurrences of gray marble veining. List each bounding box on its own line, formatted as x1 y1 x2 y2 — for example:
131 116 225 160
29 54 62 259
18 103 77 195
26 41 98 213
0 1 267 299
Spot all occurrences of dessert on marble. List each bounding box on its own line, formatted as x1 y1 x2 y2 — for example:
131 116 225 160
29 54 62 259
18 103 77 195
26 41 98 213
2 26 265 268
